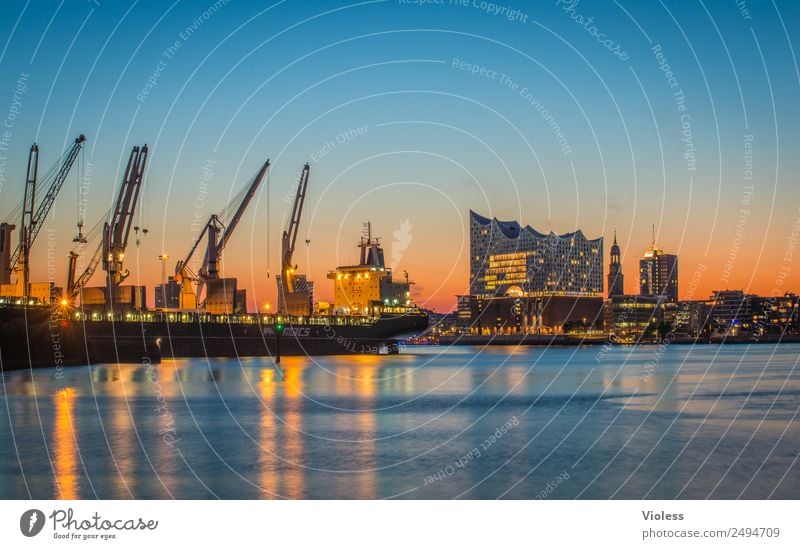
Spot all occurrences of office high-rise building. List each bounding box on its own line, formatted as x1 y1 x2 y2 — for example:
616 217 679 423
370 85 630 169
639 233 678 302
607 230 624 297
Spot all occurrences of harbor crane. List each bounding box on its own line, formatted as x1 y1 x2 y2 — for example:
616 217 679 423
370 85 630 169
0 135 85 299
65 220 103 303
174 159 270 310
103 144 148 304
277 163 313 316
64 144 148 307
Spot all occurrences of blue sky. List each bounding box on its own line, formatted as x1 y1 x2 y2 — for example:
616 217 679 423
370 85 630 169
1 0 798 310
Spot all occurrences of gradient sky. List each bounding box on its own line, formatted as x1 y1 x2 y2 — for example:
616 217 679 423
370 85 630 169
0 0 798 312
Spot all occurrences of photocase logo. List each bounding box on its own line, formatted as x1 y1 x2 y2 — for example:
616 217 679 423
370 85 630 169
20 509 45 537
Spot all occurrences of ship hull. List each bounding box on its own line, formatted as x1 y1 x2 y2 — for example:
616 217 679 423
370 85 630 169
0 307 160 370
155 313 426 358
0 306 427 369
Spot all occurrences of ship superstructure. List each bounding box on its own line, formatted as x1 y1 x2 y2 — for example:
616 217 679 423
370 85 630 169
327 222 413 315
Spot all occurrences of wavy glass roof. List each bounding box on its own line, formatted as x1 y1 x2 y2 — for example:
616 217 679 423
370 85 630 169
470 210 601 243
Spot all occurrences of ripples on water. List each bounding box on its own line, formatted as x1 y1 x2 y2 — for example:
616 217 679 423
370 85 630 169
1 344 798 499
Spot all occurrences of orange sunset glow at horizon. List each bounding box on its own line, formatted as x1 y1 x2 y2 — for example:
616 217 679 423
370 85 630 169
18 193 800 313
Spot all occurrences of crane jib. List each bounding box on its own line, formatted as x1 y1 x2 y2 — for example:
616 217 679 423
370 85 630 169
10 135 86 270
282 163 311 271
173 159 270 309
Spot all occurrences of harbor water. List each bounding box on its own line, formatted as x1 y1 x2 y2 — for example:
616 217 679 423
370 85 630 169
1 344 798 499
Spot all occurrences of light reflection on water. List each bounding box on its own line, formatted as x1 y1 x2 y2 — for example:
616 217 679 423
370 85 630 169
258 368 279 498
53 388 78 499
1 344 799 499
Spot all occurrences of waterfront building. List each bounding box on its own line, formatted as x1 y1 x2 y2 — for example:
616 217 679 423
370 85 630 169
422 310 459 339
607 230 624 297
470 210 603 298
639 232 678 302
752 292 800 335
327 222 412 315
706 290 753 335
602 234 667 339
465 294 604 335
671 299 708 336
466 211 604 334
456 294 473 329
603 294 665 340
155 279 181 309
704 290 799 337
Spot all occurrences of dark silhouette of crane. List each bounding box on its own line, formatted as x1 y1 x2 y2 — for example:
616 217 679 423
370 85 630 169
175 159 270 310
64 143 148 310
65 212 106 303
0 134 85 300
278 163 313 316
103 145 148 306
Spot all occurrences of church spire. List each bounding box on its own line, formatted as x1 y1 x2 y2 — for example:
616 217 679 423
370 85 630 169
608 229 624 297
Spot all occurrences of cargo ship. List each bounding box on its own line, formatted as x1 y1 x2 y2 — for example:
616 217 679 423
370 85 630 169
0 304 427 370
0 214 428 370
0 145 428 370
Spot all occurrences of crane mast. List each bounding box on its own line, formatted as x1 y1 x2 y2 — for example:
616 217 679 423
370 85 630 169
207 159 270 280
65 241 102 302
103 144 148 300
174 218 210 310
66 251 78 298
174 159 269 310
17 143 38 300
24 136 87 264
1 134 85 300
278 163 312 315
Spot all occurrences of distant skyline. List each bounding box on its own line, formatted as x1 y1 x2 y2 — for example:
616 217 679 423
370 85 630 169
0 0 798 312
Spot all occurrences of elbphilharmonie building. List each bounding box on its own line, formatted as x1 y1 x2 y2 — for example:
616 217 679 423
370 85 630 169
469 210 604 298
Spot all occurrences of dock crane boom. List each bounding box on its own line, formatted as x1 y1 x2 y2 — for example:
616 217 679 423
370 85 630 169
281 163 310 295
66 242 102 301
65 209 106 301
276 163 313 316
207 159 270 280
175 159 270 309
24 135 87 262
65 148 146 306
16 142 38 298
103 144 148 292
6 135 86 296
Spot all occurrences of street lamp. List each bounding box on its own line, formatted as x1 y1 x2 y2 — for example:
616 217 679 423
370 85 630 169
158 254 169 308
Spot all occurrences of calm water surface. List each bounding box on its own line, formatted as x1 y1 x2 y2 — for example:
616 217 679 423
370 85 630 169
1 344 799 499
